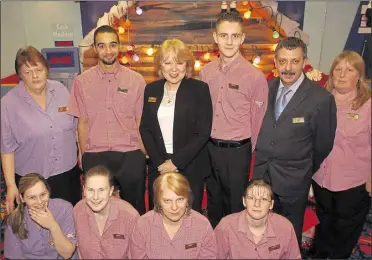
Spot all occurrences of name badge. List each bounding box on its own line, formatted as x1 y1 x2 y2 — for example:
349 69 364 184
185 243 197 249
268 244 281 252
292 117 305 124
346 113 359 120
117 87 128 94
148 97 157 103
229 83 239 90
58 106 68 112
113 234 125 239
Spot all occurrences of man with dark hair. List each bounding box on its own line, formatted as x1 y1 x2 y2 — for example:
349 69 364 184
68 25 147 215
252 36 337 246
200 11 268 228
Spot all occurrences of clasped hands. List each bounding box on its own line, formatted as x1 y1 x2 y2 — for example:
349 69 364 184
158 159 178 174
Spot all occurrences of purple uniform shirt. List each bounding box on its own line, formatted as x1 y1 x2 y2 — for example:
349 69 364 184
130 210 217 259
4 198 77 259
1 80 77 177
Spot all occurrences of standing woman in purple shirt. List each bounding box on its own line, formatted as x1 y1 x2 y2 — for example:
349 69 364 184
311 51 371 259
1 46 81 214
4 173 77 259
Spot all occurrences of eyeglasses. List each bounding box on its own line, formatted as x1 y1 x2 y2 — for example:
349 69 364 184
245 196 272 203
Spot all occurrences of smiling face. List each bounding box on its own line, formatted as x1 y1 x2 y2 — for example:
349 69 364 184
161 52 187 86
94 32 120 66
274 47 308 87
160 186 188 223
243 185 273 221
332 59 359 94
84 175 114 213
213 21 245 61
20 181 50 211
19 62 48 92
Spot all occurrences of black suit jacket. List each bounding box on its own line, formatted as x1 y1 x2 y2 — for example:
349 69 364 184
140 78 213 178
253 77 337 196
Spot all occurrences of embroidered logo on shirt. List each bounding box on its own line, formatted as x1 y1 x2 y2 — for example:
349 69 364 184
292 117 305 124
268 244 280 252
148 97 157 103
228 83 239 90
346 113 359 120
58 106 68 112
185 243 197 249
255 101 264 107
113 234 125 239
117 87 128 94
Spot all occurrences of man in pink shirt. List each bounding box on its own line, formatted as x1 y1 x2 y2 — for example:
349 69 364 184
68 25 147 214
215 179 301 259
199 11 268 228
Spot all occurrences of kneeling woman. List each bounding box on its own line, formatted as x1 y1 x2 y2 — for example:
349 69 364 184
130 172 217 259
4 173 77 259
73 165 139 259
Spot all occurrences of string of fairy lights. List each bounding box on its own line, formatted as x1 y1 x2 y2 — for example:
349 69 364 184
109 1 285 70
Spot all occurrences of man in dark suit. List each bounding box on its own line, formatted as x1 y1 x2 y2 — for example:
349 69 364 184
252 37 337 246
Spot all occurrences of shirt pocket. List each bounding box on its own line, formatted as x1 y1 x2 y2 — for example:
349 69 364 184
185 244 200 259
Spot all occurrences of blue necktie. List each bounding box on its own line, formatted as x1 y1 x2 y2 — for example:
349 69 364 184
275 87 291 120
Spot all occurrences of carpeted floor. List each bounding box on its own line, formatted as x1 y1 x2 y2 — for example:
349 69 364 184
0 175 371 259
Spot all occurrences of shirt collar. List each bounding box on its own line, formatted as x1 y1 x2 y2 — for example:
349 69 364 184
237 211 276 239
279 72 305 93
84 196 119 221
218 53 244 74
96 62 121 80
18 80 56 99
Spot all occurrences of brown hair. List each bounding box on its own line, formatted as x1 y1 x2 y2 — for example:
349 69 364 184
154 39 195 78
153 172 193 214
15 46 49 77
6 173 50 240
326 51 371 110
84 165 114 187
243 179 274 200
216 11 244 31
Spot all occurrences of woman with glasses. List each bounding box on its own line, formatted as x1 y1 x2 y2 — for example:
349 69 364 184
214 179 301 259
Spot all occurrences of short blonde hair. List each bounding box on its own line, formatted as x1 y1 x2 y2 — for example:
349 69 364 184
326 51 371 110
153 172 193 214
154 39 195 78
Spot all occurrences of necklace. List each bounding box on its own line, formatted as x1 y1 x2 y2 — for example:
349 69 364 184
164 84 177 106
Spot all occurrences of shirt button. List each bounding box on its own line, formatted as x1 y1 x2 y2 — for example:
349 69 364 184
270 141 275 146
52 137 55 140
218 101 221 104
273 124 277 128
50 126 53 128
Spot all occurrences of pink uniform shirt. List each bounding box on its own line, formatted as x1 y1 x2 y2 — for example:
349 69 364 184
130 210 217 259
313 98 371 191
214 211 301 259
199 54 268 148
73 197 139 259
68 64 146 153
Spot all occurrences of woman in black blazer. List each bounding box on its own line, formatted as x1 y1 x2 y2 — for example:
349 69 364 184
140 39 213 212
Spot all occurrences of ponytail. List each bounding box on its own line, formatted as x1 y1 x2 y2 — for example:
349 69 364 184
6 202 28 239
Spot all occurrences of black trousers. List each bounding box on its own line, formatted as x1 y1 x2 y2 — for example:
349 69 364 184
206 140 252 228
15 164 82 206
147 155 205 213
271 189 309 247
82 150 147 215
312 181 371 259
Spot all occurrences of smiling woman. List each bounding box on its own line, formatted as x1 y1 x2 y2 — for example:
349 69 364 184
4 173 77 259
73 165 140 259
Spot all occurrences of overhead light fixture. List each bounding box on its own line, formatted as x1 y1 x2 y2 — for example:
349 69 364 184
272 30 280 39
121 56 129 64
147 45 154 56
136 6 143 15
203 52 211 60
118 26 125 34
132 53 140 62
194 58 201 70
244 9 252 19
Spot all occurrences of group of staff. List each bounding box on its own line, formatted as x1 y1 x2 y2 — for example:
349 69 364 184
1 10 370 259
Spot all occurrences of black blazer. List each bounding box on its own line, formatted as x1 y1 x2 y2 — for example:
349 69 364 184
140 78 213 177
253 77 337 196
